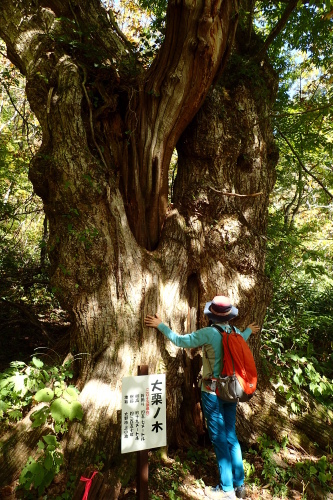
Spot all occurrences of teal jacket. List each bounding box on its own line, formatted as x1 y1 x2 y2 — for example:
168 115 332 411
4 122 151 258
157 323 252 393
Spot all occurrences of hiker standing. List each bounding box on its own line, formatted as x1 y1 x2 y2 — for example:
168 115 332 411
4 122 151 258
144 296 260 500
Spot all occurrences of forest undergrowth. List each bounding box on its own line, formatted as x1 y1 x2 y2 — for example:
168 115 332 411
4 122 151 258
0 319 332 500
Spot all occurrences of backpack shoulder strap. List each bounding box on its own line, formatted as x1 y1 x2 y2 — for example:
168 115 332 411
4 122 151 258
212 324 225 335
212 324 236 375
213 324 237 335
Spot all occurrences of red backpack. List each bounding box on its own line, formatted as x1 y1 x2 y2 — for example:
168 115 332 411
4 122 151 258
212 324 257 403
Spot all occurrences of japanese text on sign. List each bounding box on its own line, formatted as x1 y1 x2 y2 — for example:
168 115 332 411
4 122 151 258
121 374 166 453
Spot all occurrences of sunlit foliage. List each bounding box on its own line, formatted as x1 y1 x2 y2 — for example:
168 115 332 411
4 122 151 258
0 40 43 273
103 0 165 65
257 4 333 412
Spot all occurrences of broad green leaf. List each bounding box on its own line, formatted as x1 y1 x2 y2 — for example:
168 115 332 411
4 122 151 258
32 357 44 369
0 378 10 393
309 382 318 392
43 434 58 447
6 373 27 394
54 388 63 397
285 354 300 361
34 388 54 403
69 400 83 421
309 465 318 476
37 440 45 450
41 469 56 491
293 374 305 385
0 400 8 414
30 407 49 427
44 454 53 471
50 398 70 423
32 463 45 487
63 387 78 402
19 457 37 485
318 471 328 483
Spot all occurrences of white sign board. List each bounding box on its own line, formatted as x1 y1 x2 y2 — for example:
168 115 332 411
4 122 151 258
121 374 167 454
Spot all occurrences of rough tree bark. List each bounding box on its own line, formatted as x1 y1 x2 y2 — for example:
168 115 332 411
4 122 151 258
1 0 330 495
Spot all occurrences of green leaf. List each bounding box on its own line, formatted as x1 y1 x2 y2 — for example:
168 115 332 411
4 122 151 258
286 354 300 361
56 389 64 398
10 361 26 369
34 388 54 402
54 452 64 466
309 465 317 476
309 382 318 392
30 407 49 427
41 468 56 491
43 434 58 447
68 400 83 421
32 463 45 487
0 400 8 415
6 373 27 394
63 386 78 402
50 398 70 423
37 440 45 450
8 409 22 421
19 457 37 485
44 454 53 471
32 357 44 369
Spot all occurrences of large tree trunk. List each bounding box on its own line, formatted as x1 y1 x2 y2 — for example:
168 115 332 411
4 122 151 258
0 0 240 487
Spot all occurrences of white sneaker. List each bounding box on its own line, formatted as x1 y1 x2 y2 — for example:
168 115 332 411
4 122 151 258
205 485 236 499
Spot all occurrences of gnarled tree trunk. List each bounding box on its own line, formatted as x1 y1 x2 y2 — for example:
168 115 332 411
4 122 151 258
0 0 241 488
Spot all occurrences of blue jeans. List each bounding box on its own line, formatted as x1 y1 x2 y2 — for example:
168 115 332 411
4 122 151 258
201 391 244 492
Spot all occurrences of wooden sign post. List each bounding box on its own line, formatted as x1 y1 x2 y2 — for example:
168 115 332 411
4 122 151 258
137 365 148 500
121 366 167 500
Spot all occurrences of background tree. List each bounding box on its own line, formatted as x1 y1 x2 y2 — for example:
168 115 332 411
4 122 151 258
261 12 333 418
0 42 69 366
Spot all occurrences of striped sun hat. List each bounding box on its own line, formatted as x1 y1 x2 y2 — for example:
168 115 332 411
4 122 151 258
204 295 238 322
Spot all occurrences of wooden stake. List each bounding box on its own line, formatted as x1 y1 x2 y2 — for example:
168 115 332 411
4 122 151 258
137 365 149 500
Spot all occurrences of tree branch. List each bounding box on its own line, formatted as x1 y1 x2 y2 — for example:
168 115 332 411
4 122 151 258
254 0 299 60
2 83 26 123
277 128 333 200
209 185 263 197
80 65 108 171
272 103 333 120
245 0 256 46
